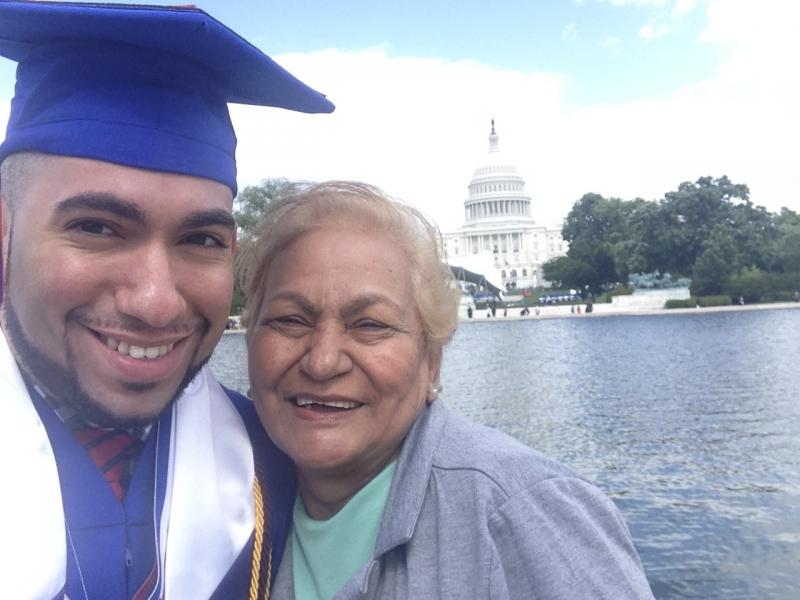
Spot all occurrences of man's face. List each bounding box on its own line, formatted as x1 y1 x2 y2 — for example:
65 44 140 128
1 156 235 426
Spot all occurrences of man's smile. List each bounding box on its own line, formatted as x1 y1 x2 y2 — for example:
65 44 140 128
77 322 201 386
103 335 176 359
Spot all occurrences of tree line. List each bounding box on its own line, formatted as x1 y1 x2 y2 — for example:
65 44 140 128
228 175 800 314
543 176 800 300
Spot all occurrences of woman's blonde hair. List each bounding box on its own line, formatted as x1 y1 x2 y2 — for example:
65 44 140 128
239 181 459 349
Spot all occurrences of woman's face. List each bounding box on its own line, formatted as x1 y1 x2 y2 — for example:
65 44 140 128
248 220 440 494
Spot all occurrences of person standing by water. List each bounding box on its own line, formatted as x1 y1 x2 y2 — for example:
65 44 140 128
241 181 655 599
0 2 333 598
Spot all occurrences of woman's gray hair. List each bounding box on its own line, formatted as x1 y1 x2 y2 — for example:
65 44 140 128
239 181 460 349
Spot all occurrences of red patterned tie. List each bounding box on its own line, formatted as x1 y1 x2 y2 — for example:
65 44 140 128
74 428 137 502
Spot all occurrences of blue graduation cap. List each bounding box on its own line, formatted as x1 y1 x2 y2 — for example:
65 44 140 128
0 1 335 194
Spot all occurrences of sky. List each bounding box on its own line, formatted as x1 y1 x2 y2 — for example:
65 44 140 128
1 0 798 231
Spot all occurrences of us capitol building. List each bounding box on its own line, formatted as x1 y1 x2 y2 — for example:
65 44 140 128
442 121 567 291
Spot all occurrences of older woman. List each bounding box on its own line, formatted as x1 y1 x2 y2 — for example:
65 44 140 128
241 182 654 599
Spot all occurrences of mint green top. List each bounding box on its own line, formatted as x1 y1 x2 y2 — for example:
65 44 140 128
292 461 397 600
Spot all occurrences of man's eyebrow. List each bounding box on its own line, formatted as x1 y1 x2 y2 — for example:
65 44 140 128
54 193 145 223
181 209 236 231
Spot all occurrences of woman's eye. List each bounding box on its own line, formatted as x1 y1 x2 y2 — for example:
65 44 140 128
352 320 394 335
276 316 307 326
263 315 311 335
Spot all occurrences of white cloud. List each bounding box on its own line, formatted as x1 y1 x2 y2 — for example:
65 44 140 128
672 0 697 16
639 21 671 39
231 49 568 230
562 23 579 41
701 0 800 49
599 35 623 50
587 0 696 17
0 101 8 137
227 1 800 233
606 0 668 6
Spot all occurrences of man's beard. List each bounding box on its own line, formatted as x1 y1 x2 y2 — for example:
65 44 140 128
2 298 210 428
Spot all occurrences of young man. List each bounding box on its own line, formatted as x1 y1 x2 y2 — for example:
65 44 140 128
0 2 334 598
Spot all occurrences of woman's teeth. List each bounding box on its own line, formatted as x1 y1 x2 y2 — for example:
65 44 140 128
294 397 360 409
105 336 174 360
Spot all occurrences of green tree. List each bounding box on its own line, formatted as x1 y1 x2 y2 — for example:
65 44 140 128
542 256 595 290
230 178 297 315
229 286 246 316
690 225 739 296
659 176 750 274
730 201 780 271
556 175 788 300
234 177 294 239
775 209 800 272
776 225 800 272
725 268 769 303
776 207 800 228
560 193 635 289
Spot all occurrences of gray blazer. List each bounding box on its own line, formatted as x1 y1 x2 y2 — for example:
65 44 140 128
272 401 655 599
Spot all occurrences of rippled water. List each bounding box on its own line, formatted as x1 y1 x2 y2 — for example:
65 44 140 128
211 307 800 599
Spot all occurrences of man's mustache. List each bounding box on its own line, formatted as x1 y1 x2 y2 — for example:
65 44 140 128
70 308 206 336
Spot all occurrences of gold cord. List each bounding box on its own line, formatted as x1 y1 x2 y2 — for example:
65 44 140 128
249 472 272 600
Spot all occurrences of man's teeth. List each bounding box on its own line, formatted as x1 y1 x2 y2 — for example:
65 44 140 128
105 336 174 359
294 397 359 409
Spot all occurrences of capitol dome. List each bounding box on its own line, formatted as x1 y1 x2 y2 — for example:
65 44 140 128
464 120 534 225
443 120 566 294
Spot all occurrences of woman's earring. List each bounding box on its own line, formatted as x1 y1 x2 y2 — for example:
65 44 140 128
429 381 443 401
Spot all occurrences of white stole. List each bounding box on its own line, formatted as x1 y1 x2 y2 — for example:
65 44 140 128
0 329 255 599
